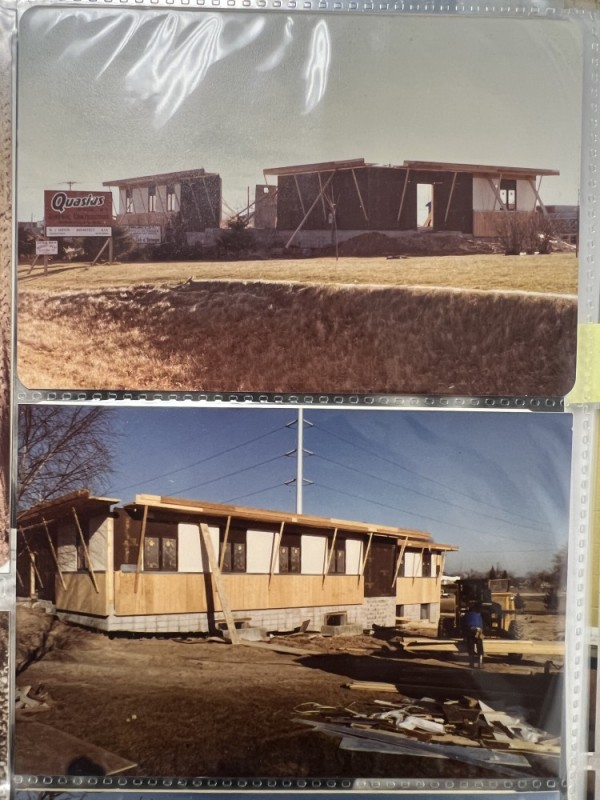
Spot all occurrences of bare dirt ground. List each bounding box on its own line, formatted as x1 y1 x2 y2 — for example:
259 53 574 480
16 606 564 781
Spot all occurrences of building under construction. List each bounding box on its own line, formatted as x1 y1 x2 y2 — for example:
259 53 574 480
259 158 559 245
103 168 221 245
17 490 457 636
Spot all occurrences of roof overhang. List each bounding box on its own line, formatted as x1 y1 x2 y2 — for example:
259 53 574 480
262 158 558 180
103 169 217 188
402 160 559 178
263 159 368 177
18 489 119 530
125 494 458 551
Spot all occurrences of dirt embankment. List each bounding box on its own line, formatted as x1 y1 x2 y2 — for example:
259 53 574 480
18 281 577 395
16 606 563 780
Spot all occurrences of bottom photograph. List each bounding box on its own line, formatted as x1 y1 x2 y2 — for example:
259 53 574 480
14 404 570 782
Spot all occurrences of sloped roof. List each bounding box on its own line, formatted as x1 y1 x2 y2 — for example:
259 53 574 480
263 158 558 179
17 489 119 529
103 169 218 187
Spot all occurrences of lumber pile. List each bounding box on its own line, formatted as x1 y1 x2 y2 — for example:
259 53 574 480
294 695 559 775
400 636 564 658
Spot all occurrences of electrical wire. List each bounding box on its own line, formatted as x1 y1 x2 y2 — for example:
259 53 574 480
114 424 286 493
310 420 552 528
312 452 548 535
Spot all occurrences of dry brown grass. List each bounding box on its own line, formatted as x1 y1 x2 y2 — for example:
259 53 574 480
18 280 577 395
18 252 578 294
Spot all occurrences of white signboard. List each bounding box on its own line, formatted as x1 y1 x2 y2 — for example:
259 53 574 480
35 240 58 255
126 225 162 245
46 226 112 237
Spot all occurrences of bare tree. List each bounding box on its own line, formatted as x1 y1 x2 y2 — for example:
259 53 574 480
17 406 119 512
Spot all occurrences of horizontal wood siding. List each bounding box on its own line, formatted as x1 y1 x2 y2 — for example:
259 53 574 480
114 572 364 616
396 576 440 605
56 573 109 616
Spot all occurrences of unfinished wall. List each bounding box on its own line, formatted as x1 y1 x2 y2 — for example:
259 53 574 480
177 523 204 572
516 179 537 211
396 576 441 606
246 529 274 573
346 539 362 575
177 523 219 572
472 177 499 212
113 572 364 617
56 525 77 571
88 515 109 571
56 572 109 616
300 534 327 574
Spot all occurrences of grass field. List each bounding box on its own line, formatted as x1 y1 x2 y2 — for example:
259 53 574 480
18 253 578 395
18 252 578 294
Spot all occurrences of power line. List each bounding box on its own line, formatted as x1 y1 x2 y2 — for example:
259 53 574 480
223 482 292 505
169 454 286 496
316 481 543 545
312 452 548 536
115 424 286 493
310 421 549 528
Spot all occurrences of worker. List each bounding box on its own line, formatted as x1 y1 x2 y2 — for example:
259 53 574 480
514 592 525 612
461 604 484 669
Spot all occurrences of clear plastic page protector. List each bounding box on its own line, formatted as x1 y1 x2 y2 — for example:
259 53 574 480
13 405 570 791
14 6 582 401
5 4 600 800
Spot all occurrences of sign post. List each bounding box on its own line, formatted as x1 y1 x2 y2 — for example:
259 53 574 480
34 239 58 275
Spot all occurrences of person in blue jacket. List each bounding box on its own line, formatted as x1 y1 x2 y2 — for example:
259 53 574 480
461 604 484 668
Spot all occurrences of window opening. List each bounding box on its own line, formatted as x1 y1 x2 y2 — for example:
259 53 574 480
148 186 157 212
279 533 301 573
221 528 246 573
125 188 134 214
166 186 175 212
422 551 433 577
144 535 177 571
328 542 346 574
499 179 517 211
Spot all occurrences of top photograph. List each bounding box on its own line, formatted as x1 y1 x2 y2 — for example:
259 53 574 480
16 9 582 398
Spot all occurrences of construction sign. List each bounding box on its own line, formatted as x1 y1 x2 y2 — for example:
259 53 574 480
44 190 113 236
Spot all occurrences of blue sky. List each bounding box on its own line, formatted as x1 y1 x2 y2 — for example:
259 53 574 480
17 9 582 220
103 406 572 575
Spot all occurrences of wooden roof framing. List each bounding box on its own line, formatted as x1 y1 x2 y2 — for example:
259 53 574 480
103 168 218 188
263 158 559 180
402 160 559 178
17 489 119 530
127 494 457 551
18 490 458 554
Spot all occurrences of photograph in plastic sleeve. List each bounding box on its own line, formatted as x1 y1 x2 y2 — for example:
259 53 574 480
13 793 563 800
14 404 569 781
0 612 7 797
16 9 581 397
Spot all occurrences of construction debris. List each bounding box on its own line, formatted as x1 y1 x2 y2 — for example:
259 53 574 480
294 694 559 776
15 685 52 714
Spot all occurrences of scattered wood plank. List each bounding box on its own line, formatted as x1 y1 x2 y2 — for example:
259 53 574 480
296 719 531 775
241 641 313 657
15 721 137 775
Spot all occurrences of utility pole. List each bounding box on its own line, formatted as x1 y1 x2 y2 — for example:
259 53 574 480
286 409 313 514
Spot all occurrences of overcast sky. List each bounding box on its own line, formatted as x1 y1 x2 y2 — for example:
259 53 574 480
101 406 572 576
17 9 582 220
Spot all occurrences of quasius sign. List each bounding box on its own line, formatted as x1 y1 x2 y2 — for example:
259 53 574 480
44 190 113 230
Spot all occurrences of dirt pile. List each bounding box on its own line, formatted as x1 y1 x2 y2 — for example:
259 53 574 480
320 232 499 258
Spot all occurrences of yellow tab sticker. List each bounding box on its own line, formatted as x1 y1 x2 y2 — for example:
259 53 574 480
566 323 600 405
